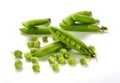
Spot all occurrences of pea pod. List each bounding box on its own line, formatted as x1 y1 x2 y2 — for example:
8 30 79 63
50 26 95 57
33 41 65 58
72 14 99 24
60 22 107 32
22 18 51 27
62 15 74 25
20 26 51 34
74 11 92 16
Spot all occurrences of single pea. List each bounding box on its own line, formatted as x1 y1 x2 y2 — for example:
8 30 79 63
27 41 34 48
34 40 40 48
48 56 55 64
64 52 72 59
30 48 37 53
24 52 32 61
52 35 57 40
42 35 48 42
32 63 40 72
30 35 38 41
57 57 66 64
88 45 96 52
52 63 59 72
55 53 63 59
14 60 22 69
60 48 67 54
31 57 39 63
80 57 88 65
68 57 76 65
13 50 22 58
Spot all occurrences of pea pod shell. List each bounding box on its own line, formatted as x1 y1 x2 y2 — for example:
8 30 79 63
22 18 51 27
33 41 65 58
50 26 95 57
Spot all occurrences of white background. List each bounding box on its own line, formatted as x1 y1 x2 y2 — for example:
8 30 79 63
0 0 120 83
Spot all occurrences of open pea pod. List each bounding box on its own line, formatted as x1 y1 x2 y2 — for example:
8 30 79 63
50 26 96 57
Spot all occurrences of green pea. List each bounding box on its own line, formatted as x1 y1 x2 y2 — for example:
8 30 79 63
80 57 88 65
42 35 48 42
30 48 37 53
48 56 55 64
27 41 34 48
31 57 39 63
64 52 72 59
55 53 63 59
88 45 96 52
57 57 66 64
30 35 38 41
34 40 40 48
52 64 59 72
50 26 95 57
13 50 22 58
68 57 76 65
32 63 40 72
24 52 32 61
60 48 67 54
14 60 22 69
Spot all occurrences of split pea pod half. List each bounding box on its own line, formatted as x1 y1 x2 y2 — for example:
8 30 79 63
33 41 65 58
22 18 51 27
20 26 51 34
60 22 108 32
50 26 96 57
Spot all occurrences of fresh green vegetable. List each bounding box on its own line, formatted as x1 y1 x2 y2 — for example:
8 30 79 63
80 57 88 65
50 26 95 57
42 35 48 42
31 57 39 63
57 57 66 64
22 18 51 27
34 40 40 48
52 35 57 40
75 11 92 16
72 14 98 24
32 63 40 72
14 60 22 69
88 45 96 52
30 35 38 41
60 22 107 32
27 41 34 48
60 48 67 54
48 56 55 64
24 52 32 61
13 50 22 58
33 41 65 58
55 53 63 59
20 26 51 34
64 52 72 59
62 15 74 25
30 48 37 53
52 63 59 71
68 57 76 65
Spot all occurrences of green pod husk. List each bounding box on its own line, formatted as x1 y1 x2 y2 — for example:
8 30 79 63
20 26 51 34
50 26 96 57
72 14 98 24
60 22 107 32
22 18 51 27
62 15 74 25
75 11 92 16
33 41 65 58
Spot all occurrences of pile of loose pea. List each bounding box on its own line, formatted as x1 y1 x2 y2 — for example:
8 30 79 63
13 35 87 72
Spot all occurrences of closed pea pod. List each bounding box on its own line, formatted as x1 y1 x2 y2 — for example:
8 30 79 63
75 11 92 16
60 22 107 32
72 14 98 24
62 15 74 25
33 41 65 58
20 26 51 34
22 18 51 27
50 26 95 57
